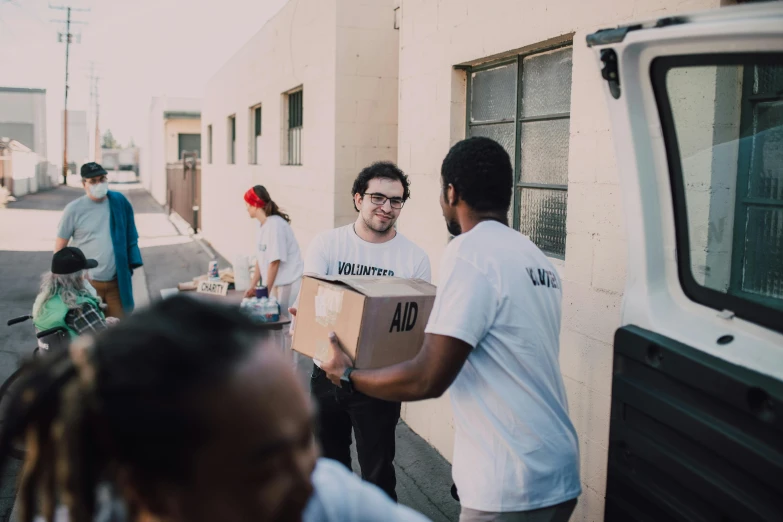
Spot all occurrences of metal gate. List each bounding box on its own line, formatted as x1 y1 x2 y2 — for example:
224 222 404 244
166 151 201 231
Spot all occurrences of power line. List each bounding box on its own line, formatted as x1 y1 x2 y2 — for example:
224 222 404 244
49 3 90 184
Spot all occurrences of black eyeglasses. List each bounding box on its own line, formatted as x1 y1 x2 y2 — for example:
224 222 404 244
364 193 405 209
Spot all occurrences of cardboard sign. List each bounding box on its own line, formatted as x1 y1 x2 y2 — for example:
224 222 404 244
197 280 229 296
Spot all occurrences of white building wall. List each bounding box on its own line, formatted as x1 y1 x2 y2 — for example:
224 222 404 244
0 89 47 157
201 0 398 267
395 1 722 521
334 0 400 227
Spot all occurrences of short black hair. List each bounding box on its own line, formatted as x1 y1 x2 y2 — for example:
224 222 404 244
351 162 410 212
441 137 512 213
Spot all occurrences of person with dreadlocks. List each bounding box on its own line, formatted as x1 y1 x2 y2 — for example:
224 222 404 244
32 247 119 338
0 295 429 522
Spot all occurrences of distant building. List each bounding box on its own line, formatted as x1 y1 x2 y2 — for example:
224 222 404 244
0 88 57 194
0 87 47 156
0 138 56 197
144 97 201 205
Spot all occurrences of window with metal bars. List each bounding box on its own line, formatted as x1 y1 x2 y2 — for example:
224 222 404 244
466 45 573 258
286 90 303 165
730 63 783 306
207 125 212 164
250 105 261 164
227 115 236 165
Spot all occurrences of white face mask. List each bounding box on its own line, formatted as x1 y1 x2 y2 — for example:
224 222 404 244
89 181 109 199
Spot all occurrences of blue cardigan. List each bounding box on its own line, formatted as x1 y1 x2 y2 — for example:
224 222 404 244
107 191 143 313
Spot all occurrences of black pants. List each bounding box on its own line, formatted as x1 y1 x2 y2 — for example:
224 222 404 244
311 366 401 500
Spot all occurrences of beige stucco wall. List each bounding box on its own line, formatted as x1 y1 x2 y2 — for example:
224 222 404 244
394 1 722 520
201 0 338 263
334 0 401 227
164 118 202 164
201 0 399 267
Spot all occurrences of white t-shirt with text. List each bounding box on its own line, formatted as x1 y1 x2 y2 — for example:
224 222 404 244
304 224 431 282
256 215 304 287
425 220 581 512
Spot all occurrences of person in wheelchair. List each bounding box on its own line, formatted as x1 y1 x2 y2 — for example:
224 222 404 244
32 247 118 338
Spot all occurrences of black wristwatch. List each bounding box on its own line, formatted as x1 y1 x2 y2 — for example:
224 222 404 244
340 367 355 393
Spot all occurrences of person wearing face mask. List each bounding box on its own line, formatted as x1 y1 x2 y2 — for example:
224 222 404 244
55 162 142 318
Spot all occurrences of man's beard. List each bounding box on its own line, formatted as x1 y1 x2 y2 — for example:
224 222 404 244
363 212 396 234
446 218 462 236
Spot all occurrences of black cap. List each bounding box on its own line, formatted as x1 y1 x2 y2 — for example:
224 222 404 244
80 162 108 179
52 247 99 275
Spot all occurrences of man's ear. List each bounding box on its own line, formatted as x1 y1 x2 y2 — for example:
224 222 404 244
446 184 459 207
353 192 363 212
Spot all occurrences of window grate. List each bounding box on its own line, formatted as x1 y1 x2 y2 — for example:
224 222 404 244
287 90 303 165
466 45 573 258
227 115 236 165
207 125 212 164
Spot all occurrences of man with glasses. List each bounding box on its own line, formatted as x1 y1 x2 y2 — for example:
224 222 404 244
296 161 431 500
55 162 142 318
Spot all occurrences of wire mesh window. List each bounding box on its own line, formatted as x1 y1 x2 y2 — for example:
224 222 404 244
287 90 303 165
733 64 783 302
207 125 212 164
227 115 236 165
467 45 573 258
250 105 262 164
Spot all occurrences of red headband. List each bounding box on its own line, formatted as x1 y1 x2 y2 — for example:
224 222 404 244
244 188 266 208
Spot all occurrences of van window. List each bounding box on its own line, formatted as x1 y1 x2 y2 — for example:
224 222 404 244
653 55 783 332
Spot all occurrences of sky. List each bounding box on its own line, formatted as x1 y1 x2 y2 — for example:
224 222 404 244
0 0 288 160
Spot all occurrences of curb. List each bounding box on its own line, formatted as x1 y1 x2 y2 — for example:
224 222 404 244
166 209 219 261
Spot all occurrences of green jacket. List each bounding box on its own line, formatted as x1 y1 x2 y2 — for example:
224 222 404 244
33 293 104 338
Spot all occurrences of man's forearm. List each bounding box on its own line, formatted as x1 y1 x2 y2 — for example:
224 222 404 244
54 237 69 253
249 261 261 288
324 333 471 403
266 261 280 291
350 358 434 402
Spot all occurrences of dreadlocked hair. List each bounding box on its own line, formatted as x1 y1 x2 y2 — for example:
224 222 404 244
0 295 269 522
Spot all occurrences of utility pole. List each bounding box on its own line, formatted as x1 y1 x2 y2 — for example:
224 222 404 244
50 3 89 184
94 75 101 163
87 62 101 162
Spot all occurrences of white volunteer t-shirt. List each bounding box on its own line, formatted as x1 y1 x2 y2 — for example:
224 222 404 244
304 224 431 282
256 215 304 287
425 220 581 512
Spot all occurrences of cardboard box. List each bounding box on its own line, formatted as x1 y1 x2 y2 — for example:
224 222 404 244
292 275 437 369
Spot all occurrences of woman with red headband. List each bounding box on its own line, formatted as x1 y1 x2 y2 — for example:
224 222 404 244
244 186 304 314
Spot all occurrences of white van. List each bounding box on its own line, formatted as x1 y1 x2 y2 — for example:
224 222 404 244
587 3 782 520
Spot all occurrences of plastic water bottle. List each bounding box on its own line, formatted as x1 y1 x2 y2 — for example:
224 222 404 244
252 297 266 321
267 297 280 322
